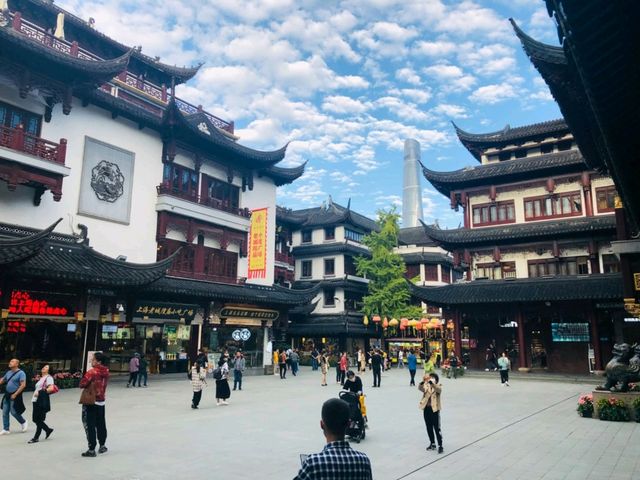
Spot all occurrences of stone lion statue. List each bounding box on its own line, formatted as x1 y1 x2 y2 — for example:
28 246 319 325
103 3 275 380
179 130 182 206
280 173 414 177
596 343 640 392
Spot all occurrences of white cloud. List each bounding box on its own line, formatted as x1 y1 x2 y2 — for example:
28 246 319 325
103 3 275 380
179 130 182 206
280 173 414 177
375 194 402 207
321 95 370 115
413 40 456 57
469 82 520 104
432 104 468 118
395 67 422 85
423 64 464 80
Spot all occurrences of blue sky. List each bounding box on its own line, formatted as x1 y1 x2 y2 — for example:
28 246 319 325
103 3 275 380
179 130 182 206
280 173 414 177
60 0 561 228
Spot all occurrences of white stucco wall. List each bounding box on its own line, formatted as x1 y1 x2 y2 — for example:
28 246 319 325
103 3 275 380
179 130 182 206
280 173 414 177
0 87 163 263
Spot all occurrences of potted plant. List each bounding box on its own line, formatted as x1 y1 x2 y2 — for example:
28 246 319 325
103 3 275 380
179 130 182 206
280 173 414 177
632 397 640 423
597 397 630 422
576 394 594 418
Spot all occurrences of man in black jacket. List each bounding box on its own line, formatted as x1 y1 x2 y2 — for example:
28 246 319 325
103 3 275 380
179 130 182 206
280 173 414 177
371 350 383 388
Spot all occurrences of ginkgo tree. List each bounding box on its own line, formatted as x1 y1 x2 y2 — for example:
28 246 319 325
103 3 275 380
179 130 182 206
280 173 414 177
355 208 423 321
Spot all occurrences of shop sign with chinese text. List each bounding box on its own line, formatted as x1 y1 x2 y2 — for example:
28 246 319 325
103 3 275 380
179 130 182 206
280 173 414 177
8 290 75 317
133 302 197 322
220 306 279 321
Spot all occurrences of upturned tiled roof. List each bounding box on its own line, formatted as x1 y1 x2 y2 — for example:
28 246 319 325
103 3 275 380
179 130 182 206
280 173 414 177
398 251 453 265
422 149 587 197
453 118 570 161
422 215 616 249
14 0 201 85
291 241 371 258
168 101 289 166
0 219 60 265
0 222 175 287
143 276 320 306
261 162 307 186
409 274 622 305
398 226 437 246
288 313 378 337
276 200 379 232
0 24 133 83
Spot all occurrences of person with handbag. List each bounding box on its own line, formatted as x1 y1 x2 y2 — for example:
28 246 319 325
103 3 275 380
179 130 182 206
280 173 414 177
0 358 28 435
419 372 443 454
28 364 57 443
79 352 110 457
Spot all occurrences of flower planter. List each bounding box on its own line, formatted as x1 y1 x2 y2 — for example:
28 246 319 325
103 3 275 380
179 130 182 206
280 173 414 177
592 390 639 421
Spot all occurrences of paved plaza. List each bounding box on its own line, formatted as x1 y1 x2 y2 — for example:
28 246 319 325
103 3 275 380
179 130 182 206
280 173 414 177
1 368 639 480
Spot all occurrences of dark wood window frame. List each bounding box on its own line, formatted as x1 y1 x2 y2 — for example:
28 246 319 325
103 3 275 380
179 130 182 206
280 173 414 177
472 200 516 227
475 262 516 280
405 264 420 280
162 163 199 200
324 258 335 277
601 254 620 274
527 256 589 277
524 191 582 221
323 287 336 307
424 265 438 282
301 260 312 278
324 227 335 241
441 265 451 284
201 174 240 211
595 185 617 213
0 100 42 136
301 230 312 244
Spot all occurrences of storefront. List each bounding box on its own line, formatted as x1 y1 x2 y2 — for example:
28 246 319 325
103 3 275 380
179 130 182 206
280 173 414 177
207 305 276 370
1 288 85 373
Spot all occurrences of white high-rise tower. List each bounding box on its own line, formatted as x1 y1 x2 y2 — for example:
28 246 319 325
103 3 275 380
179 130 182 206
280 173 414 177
402 139 424 227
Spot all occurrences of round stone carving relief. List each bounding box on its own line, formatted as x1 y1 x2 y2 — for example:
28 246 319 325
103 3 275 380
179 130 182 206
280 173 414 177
90 160 125 203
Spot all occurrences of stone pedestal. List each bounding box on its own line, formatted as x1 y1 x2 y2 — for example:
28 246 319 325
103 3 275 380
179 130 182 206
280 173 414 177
592 390 640 421
518 367 531 373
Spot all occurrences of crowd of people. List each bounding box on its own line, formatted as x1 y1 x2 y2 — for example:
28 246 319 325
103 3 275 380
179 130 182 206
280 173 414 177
0 342 515 476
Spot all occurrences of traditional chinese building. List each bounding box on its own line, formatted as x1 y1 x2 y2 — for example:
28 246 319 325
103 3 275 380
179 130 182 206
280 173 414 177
411 119 624 374
510 11 640 355
0 0 313 374
393 226 461 362
280 199 381 353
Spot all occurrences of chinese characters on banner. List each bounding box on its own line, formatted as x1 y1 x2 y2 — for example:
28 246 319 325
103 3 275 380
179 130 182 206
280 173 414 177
248 208 268 279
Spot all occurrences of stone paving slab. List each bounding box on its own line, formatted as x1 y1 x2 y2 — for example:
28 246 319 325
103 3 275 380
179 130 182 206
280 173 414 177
0 367 637 479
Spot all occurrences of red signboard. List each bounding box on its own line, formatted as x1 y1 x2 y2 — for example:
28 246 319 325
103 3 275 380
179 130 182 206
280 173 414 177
9 290 70 316
7 321 26 333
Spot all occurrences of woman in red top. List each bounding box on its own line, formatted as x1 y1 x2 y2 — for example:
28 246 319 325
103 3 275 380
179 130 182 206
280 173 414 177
339 353 348 386
79 352 110 457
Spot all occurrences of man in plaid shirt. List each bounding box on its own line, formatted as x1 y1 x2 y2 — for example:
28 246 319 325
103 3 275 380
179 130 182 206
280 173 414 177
294 398 373 480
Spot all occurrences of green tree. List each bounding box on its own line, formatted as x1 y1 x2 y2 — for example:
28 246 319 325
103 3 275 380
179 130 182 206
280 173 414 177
355 208 423 320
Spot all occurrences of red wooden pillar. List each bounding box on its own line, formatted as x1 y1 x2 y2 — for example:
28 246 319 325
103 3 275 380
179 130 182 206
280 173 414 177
588 306 602 370
516 307 528 370
582 173 593 217
453 310 462 358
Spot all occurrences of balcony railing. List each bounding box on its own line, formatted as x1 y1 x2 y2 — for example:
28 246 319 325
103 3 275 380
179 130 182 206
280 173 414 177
156 184 251 218
8 10 234 133
0 125 67 165
275 252 294 265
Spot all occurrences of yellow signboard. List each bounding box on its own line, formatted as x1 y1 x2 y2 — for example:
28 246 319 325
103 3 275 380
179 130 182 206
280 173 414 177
248 208 268 279
634 273 640 291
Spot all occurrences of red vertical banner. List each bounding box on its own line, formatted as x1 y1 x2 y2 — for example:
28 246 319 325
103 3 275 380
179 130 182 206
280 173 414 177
247 208 268 279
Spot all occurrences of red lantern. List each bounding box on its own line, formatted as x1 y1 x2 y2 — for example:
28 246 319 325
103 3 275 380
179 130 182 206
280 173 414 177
382 317 389 329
